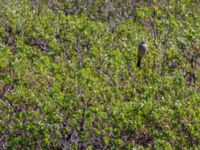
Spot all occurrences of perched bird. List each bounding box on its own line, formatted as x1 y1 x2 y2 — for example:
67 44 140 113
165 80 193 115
137 42 148 68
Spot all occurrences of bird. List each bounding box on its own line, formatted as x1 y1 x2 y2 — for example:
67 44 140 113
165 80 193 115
137 41 148 68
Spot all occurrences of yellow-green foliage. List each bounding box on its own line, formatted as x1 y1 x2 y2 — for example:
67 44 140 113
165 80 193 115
0 0 199 149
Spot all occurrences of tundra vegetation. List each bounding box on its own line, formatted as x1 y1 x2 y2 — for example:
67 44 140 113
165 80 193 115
0 0 199 149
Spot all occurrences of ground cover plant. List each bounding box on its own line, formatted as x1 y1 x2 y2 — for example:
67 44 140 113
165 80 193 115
0 0 200 149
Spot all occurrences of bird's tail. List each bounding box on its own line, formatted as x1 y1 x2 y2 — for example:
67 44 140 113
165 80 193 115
137 58 141 68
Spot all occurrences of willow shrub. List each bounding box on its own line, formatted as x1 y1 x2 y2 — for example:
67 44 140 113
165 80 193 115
0 0 199 149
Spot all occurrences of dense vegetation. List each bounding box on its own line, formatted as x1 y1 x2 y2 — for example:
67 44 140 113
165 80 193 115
0 0 199 149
